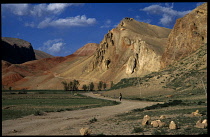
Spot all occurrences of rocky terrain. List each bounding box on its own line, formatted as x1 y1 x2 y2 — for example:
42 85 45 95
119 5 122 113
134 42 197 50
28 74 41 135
1 3 207 92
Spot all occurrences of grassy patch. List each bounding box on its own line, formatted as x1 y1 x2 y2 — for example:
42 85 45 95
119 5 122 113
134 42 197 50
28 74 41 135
132 100 184 112
2 91 119 121
115 99 207 135
131 126 144 133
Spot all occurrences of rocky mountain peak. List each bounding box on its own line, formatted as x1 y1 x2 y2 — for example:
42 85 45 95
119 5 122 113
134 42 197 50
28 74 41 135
84 17 171 82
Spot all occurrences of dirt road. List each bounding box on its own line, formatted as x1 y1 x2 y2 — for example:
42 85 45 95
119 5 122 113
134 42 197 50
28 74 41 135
2 92 161 135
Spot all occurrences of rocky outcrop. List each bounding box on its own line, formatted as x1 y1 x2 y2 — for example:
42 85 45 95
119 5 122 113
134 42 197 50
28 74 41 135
85 17 171 82
151 120 166 128
195 119 207 128
169 121 177 129
2 37 36 64
79 127 92 135
161 3 207 68
142 115 151 126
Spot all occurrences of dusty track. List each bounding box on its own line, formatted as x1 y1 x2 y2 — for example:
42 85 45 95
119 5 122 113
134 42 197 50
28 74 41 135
2 92 161 135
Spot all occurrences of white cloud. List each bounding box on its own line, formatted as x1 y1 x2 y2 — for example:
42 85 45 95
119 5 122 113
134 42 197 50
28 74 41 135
25 22 35 28
30 3 72 17
39 39 65 54
37 15 96 28
37 18 52 28
100 19 112 28
2 4 29 16
2 3 83 17
141 4 191 26
43 39 63 46
48 42 64 53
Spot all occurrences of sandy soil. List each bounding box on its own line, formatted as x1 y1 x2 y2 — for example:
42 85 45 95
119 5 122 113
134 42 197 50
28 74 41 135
2 92 161 135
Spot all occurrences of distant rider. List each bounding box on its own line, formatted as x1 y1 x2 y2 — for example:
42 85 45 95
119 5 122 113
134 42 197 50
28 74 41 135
119 93 122 101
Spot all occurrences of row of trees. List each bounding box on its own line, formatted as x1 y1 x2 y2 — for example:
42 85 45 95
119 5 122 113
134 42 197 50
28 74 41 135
61 80 114 91
61 80 80 91
82 81 107 91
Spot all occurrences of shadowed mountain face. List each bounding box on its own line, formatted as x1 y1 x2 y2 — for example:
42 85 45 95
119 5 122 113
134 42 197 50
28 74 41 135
1 3 207 90
2 37 36 64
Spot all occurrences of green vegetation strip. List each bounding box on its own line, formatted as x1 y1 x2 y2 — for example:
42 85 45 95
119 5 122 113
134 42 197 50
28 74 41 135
2 91 119 121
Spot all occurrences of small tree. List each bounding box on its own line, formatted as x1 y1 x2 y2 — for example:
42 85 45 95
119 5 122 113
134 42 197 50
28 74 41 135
82 84 88 91
69 81 73 91
89 82 94 91
61 81 68 91
98 81 103 91
9 86 12 91
110 81 114 88
73 79 80 91
103 83 107 90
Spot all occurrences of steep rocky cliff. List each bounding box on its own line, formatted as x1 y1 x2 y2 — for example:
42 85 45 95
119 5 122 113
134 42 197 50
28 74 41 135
161 3 207 68
1 37 36 64
84 18 171 82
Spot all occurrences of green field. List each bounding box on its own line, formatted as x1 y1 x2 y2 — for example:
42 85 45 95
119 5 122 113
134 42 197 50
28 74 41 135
2 90 119 121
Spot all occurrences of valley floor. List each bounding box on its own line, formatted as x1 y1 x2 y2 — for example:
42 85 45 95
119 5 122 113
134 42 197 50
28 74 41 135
2 92 207 135
2 92 159 135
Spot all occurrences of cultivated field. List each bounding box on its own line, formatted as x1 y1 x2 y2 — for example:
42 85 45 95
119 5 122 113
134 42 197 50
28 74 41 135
2 90 119 121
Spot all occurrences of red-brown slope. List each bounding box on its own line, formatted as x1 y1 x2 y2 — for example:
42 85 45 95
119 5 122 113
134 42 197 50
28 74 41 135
2 72 24 86
2 42 98 90
72 43 98 56
2 57 67 89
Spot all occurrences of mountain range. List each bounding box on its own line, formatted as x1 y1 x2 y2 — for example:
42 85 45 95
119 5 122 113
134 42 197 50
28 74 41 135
1 3 207 92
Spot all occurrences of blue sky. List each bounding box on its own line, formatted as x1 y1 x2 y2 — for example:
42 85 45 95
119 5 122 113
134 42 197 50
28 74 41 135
1 2 204 57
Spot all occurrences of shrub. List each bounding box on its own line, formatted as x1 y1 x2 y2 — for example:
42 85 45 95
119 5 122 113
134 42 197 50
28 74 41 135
132 100 184 112
151 129 167 135
132 126 144 133
34 110 44 116
89 117 97 123
18 91 27 94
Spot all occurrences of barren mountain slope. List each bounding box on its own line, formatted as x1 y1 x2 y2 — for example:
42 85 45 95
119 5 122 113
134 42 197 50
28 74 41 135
34 49 54 60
